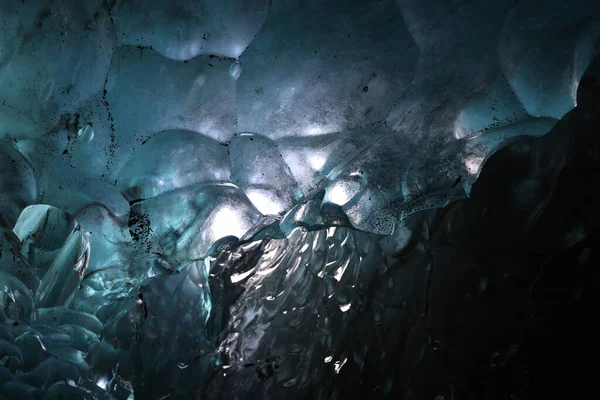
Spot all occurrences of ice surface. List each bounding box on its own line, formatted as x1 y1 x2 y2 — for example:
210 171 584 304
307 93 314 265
34 226 89 308
74 204 132 273
499 0 600 119
13 206 76 255
237 0 418 139
0 271 35 321
130 183 262 265
113 0 270 60
13 205 78 286
0 0 113 139
35 151 130 218
0 0 599 398
104 46 236 175
216 227 382 397
96 259 217 398
0 143 37 229
0 229 38 294
229 133 300 214
63 45 237 183
116 129 231 201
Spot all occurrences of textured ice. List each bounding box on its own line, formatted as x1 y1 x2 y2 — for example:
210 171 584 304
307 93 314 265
214 227 382 397
113 0 270 60
230 133 300 215
13 205 78 284
130 183 262 265
66 46 237 182
116 129 231 201
0 143 37 229
34 226 89 308
0 0 113 138
237 0 418 139
0 0 599 398
98 259 217 398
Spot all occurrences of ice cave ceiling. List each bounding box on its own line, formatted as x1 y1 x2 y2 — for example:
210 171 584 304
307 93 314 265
0 0 599 399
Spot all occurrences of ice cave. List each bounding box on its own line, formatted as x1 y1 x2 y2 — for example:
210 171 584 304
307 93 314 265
0 0 599 398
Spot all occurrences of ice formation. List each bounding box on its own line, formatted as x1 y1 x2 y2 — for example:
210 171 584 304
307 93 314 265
0 0 599 398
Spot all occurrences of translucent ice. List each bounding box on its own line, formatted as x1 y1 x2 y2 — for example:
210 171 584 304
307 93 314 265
237 0 418 139
499 0 600 118
130 183 262 265
34 226 89 308
0 229 38 293
0 0 599 398
76 45 239 183
34 151 129 218
0 143 37 229
13 205 78 276
116 130 231 201
73 204 132 273
113 0 270 60
229 133 300 215
13 205 76 254
0 0 113 138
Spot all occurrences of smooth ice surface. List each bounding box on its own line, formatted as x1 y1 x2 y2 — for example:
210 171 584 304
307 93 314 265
237 0 418 139
229 133 300 215
130 183 262 264
65 46 237 182
0 228 38 293
0 0 113 138
499 0 599 119
36 151 129 218
0 143 37 228
116 130 231 201
34 226 89 308
13 206 76 253
113 0 270 60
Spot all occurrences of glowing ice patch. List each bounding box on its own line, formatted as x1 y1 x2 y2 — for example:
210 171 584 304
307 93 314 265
334 357 348 373
453 112 469 139
210 206 246 239
464 155 485 175
246 189 285 215
96 377 109 390
308 153 327 171
306 123 340 136
325 179 361 206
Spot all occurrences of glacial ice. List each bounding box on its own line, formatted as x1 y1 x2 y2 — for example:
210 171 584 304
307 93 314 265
113 0 270 60
237 0 419 139
0 0 113 139
129 182 262 266
0 144 37 229
116 129 231 201
0 0 599 398
229 133 300 215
